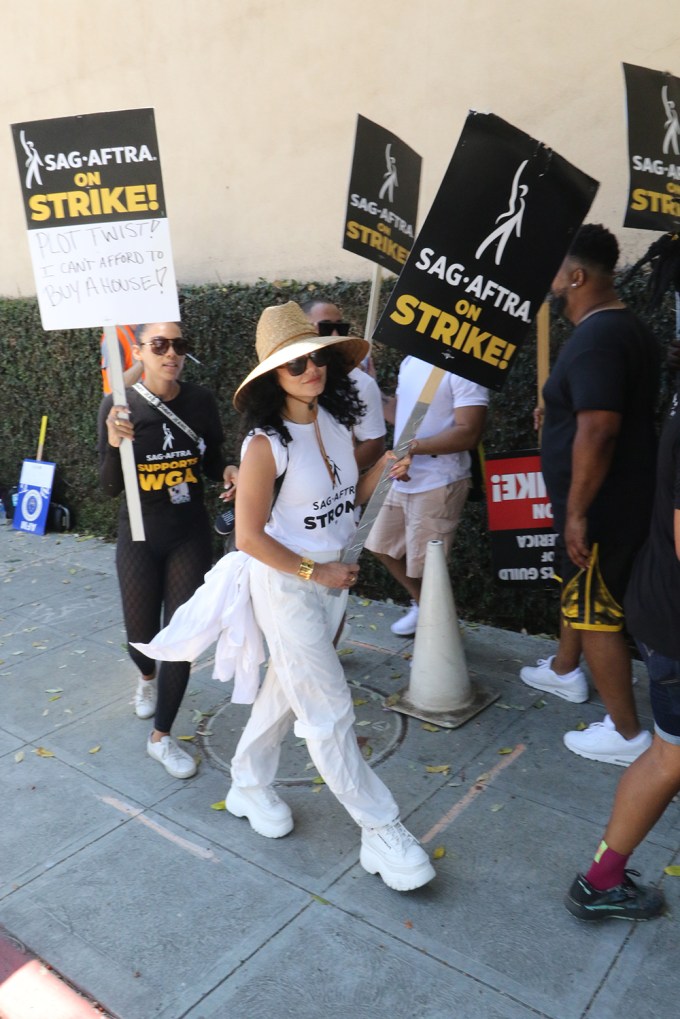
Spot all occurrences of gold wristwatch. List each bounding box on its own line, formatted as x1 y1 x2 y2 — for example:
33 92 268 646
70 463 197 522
297 557 315 581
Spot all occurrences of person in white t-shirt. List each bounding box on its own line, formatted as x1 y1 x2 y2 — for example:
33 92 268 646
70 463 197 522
226 302 436 892
302 297 385 471
365 356 489 635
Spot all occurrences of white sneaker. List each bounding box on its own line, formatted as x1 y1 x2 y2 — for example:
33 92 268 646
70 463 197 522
520 655 588 703
226 784 293 838
390 602 419 636
563 714 652 767
147 734 197 778
134 677 157 719
360 819 436 891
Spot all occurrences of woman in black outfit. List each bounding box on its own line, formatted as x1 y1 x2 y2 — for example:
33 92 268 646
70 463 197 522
98 321 235 778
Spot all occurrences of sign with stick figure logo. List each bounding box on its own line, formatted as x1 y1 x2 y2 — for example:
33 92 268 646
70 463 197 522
373 112 598 390
343 115 421 275
623 63 680 232
10 108 179 330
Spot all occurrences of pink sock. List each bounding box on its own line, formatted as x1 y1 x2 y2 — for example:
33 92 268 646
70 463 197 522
585 840 630 890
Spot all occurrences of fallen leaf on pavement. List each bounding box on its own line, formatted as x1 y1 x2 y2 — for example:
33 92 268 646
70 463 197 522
35 747 55 757
89 745 101 754
432 846 446 859
426 764 450 774
211 801 227 810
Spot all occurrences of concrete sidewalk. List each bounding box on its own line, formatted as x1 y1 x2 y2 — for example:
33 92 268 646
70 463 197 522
0 525 678 1019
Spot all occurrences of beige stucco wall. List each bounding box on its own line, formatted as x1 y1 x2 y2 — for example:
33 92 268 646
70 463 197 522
0 0 677 297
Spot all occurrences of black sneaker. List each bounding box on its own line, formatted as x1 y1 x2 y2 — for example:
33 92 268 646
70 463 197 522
564 870 666 922
214 507 235 537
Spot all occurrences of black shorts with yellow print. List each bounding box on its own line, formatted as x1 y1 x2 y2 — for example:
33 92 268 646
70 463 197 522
555 537 641 633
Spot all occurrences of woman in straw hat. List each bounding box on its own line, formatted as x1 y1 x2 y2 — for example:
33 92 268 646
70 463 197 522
226 301 435 892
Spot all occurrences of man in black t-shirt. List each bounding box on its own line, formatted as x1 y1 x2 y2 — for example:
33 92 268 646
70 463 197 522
524 225 659 766
563 382 680 922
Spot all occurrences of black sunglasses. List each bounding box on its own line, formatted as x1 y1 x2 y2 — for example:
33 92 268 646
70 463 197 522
316 320 350 337
284 348 332 376
141 336 191 356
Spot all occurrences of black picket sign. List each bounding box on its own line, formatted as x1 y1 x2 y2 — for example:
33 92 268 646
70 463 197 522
373 112 598 390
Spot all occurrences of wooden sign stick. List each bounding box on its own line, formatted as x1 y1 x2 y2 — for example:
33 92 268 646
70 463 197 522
103 325 145 541
535 301 550 444
341 366 445 565
363 264 383 351
36 416 48 461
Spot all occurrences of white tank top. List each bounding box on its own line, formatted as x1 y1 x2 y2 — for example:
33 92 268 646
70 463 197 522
241 407 359 555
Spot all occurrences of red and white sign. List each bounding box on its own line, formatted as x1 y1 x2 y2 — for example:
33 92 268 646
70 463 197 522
485 451 553 531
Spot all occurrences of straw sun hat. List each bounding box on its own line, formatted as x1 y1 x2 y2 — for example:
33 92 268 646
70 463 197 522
233 301 369 411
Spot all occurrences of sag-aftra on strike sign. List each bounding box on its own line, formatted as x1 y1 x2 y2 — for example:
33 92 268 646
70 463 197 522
343 114 421 276
374 113 598 390
623 62 680 232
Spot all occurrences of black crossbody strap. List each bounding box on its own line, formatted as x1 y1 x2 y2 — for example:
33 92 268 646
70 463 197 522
133 383 200 446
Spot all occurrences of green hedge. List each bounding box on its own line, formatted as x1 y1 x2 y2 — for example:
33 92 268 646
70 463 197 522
0 274 675 635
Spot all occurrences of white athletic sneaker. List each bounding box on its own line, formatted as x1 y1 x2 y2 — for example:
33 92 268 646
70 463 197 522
520 655 588 703
226 784 294 838
390 602 419 636
360 819 436 891
134 677 157 719
563 714 652 767
146 734 197 778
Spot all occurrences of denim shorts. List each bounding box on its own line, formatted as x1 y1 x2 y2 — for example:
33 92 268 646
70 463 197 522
637 641 680 745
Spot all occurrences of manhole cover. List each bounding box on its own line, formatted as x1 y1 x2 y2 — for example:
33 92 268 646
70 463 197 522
197 682 407 784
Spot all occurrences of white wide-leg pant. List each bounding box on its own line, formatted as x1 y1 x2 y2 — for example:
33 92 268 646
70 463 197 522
230 556 399 829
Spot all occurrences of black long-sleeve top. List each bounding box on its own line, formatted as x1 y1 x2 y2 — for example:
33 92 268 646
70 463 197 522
98 382 226 529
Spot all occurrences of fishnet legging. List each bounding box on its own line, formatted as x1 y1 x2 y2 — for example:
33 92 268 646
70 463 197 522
116 521 213 733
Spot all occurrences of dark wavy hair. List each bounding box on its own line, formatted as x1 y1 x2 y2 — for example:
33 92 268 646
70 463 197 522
568 223 619 276
239 347 366 444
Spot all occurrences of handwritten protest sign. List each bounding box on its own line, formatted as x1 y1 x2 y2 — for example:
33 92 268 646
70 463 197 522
11 108 179 330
